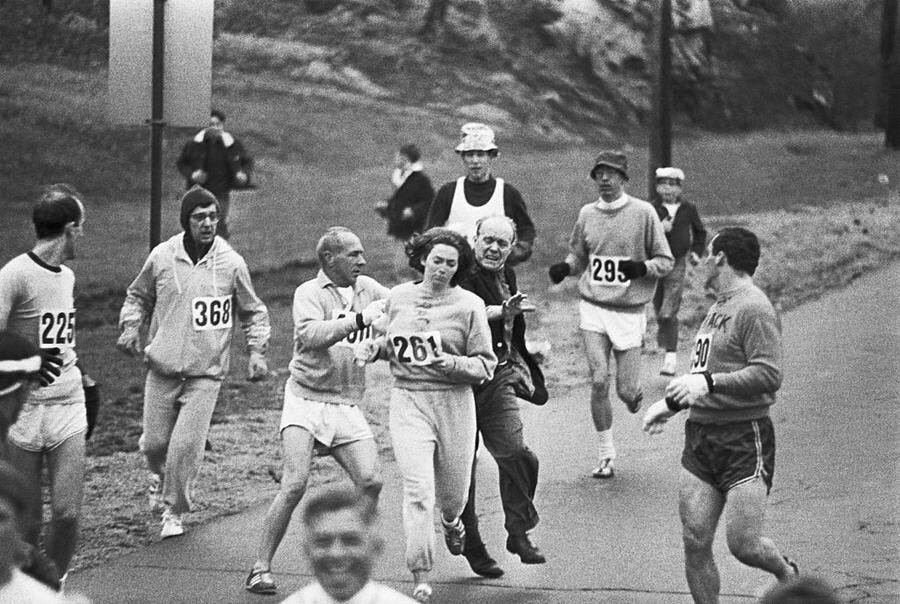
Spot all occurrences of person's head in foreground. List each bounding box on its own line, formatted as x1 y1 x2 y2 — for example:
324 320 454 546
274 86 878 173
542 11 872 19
302 487 382 602
405 227 475 288
759 575 839 604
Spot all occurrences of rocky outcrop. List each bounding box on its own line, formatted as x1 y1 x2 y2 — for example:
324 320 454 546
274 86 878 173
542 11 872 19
539 0 715 118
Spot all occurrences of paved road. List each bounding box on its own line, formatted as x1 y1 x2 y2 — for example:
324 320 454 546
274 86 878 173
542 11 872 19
69 264 900 603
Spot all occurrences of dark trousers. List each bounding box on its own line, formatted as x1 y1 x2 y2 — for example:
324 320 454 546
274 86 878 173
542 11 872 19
653 254 687 351
461 364 539 551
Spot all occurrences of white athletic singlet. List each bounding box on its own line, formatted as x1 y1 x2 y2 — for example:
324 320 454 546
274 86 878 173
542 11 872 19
444 177 505 244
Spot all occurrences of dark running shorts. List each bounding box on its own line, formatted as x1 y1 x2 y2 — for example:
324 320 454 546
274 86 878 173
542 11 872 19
681 417 775 494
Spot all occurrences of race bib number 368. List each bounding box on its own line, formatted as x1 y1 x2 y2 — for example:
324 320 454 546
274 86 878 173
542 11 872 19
392 331 443 366
192 296 232 331
39 309 75 348
589 255 630 287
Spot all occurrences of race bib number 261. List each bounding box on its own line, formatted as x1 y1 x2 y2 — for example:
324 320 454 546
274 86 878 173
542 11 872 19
392 331 443 366
192 296 232 331
39 309 75 348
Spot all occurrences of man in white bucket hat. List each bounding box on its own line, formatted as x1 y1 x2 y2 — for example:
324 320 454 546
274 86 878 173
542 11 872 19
425 123 535 265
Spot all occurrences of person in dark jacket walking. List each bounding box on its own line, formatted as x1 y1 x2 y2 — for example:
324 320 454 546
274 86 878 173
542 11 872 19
458 215 547 578
652 167 707 376
176 109 252 239
375 144 435 243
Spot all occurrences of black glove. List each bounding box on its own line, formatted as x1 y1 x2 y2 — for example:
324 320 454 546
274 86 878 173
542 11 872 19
38 348 62 387
619 259 648 279
548 262 571 284
84 378 100 441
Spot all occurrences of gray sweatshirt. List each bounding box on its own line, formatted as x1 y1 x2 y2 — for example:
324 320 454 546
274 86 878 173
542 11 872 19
688 280 783 423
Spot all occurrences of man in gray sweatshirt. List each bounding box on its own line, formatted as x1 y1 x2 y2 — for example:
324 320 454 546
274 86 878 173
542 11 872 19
549 151 673 479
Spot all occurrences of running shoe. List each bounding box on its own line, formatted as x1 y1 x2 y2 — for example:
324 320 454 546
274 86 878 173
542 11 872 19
660 354 677 376
442 517 466 555
245 568 277 595
784 556 800 576
412 582 432 602
591 458 615 479
148 473 163 513
160 508 184 539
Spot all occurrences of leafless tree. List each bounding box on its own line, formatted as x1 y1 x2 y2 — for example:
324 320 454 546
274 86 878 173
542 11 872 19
420 0 450 37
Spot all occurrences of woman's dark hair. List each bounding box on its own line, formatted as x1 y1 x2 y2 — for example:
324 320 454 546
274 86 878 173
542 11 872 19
405 227 474 287
711 227 761 276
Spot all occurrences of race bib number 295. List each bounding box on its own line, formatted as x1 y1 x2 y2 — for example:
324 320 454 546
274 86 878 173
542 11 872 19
192 296 232 331
39 309 75 349
589 255 630 287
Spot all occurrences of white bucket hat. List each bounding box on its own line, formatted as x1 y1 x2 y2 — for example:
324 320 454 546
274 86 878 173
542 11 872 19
655 167 685 182
455 123 498 153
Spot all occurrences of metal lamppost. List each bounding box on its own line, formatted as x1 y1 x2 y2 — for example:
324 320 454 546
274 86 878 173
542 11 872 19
648 0 673 201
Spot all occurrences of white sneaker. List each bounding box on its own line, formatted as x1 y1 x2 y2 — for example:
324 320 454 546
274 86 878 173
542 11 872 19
412 583 432 602
661 353 677 376
160 509 184 539
591 458 614 479
148 473 164 512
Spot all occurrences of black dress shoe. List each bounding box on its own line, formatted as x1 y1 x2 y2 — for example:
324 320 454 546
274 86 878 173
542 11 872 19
506 533 546 564
464 545 504 578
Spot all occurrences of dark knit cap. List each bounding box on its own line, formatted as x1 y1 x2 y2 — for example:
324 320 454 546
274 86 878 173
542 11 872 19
179 186 220 231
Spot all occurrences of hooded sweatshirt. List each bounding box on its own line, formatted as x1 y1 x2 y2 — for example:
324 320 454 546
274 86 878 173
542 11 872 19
119 233 270 379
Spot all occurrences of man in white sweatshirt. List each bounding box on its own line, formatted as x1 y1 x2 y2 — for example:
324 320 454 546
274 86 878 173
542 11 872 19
117 186 270 539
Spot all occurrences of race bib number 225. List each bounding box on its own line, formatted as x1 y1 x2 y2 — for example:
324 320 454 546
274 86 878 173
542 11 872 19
39 309 75 348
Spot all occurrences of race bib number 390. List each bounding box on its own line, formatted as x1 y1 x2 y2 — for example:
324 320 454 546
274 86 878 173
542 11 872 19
39 309 75 348
689 333 712 373
192 296 232 331
392 331 443 366
589 255 630 287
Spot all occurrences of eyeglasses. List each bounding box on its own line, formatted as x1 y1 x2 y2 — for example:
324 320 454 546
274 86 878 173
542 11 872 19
189 212 219 223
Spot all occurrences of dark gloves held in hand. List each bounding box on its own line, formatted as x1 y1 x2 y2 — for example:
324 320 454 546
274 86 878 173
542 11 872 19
618 259 648 279
38 348 62 387
548 262 571 284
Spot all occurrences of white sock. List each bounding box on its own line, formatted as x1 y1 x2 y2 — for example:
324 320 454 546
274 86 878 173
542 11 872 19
665 352 677 365
597 429 616 461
